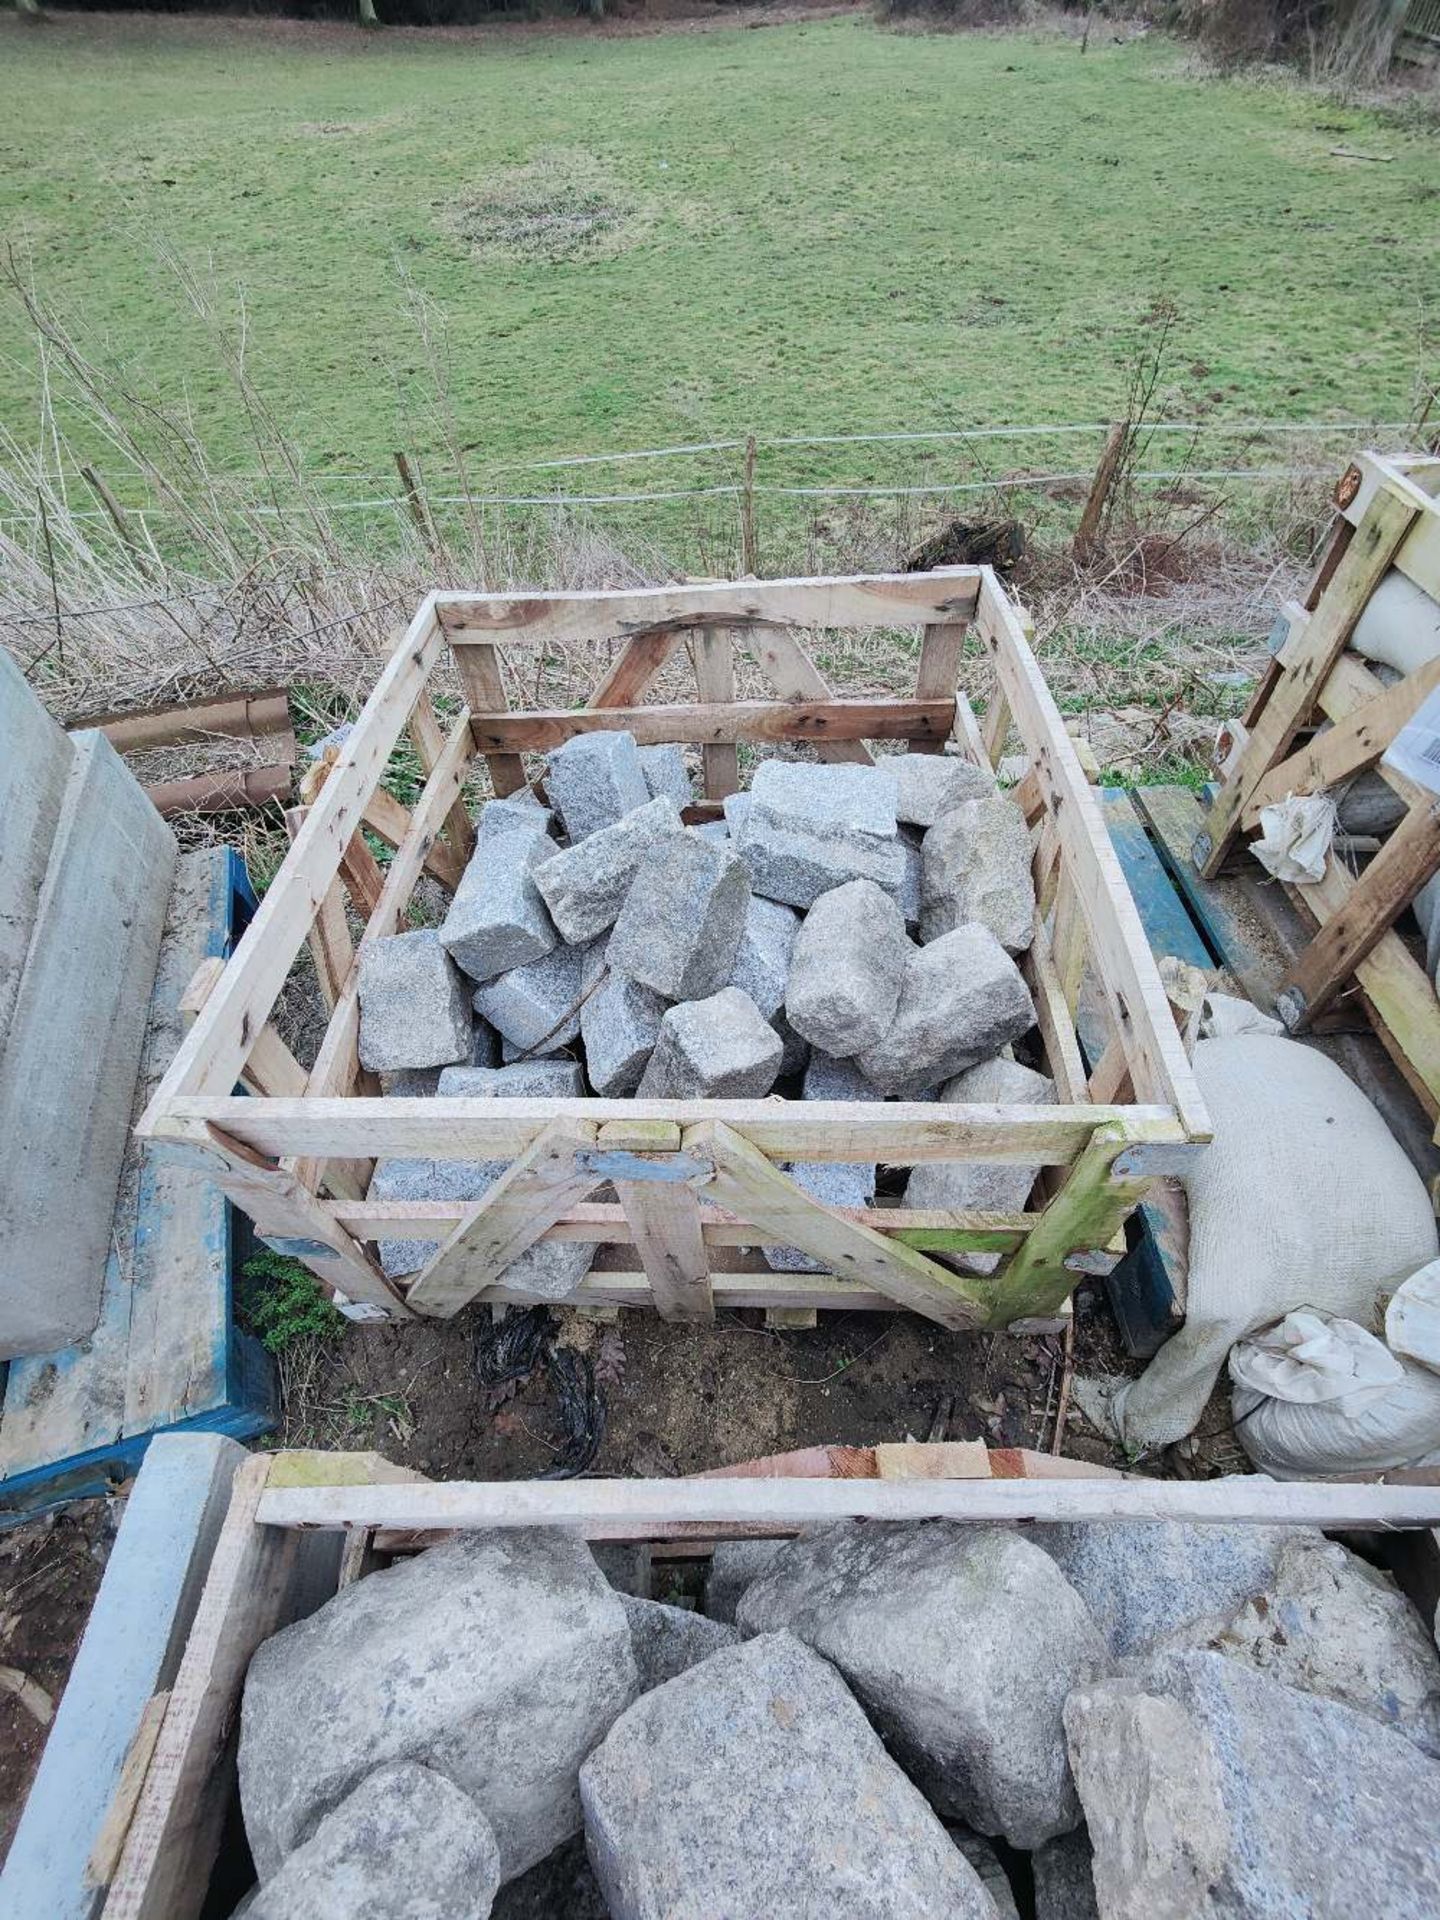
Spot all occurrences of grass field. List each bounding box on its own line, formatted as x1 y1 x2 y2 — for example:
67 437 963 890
0 8 1436 488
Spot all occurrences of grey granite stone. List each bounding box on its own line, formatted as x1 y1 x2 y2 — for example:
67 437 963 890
703 1540 788 1623
247 1762 500 1920
785 878 909 1058
532 797 684 945
379 1066 442 1097
728 894 805 1074
472 1019 501 1068
1065 1650 1440 1920
580 944 668 1096
899 827 923 929
477 790 553 842
737 1522 1105 1847
638 744 694 810
734 760 906 909
437 1061 585 1098
762 1159 877 1273
858 922 1035 1097
580 1632 999 1920
240 1531 639 1885
607 836 750 1001
440 824 559 985
358 930 472 1073
921 792 1036 954
636 988 783 1099
544 732 650 841
1032 1830 1100 1920
721 792 751 837
619 1596 739 1693
472 941 589 1055
904 1056 1056 1274
881 752 994 828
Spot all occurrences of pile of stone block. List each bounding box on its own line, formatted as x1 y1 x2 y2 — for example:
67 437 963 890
231 1512 1440 1918
354 730 1047 1290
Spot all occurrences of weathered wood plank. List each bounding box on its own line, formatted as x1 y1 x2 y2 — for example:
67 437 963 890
748 625 872 766
468 697 951 753
0 647 75 1052
1244 653 1440 825
615 1181 714 1323
690 627 741 799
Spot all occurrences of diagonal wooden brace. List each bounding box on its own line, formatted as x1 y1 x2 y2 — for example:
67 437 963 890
404 1120 601 1317
684 1120 988 1331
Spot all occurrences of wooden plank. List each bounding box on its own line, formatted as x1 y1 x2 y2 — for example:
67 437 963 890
686 1121 989 1331
615 1181 714 1323
159 1095 1187 1169
404 1121 601 1317
70 688 292 755
914 620 969 755
0 731 176 1361
338 831 386 918
1099 789 1213 971
284 808 352 1014
255 1470 1440 1536
1200 482 1418 875
1133 785 1280 1008
362 786 466 894
977 576 1209 1144
453 643 536 799
1276 795 1440 1028
1339 450 1440 602
1026 917 1089 1105
690 627 741 799
748 625 872 766
1244 653 1440 825
409 686 476 866
588 630 681 708
0 646 74 1052
469 697 952 754
437 570 981 646
141 598 445 1110
103 1457 339 1920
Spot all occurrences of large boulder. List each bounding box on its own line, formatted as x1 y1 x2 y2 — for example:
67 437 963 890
1031 1830 1099 1920
920 792 1036 953
579 1631 1001 1920
702 1539 788 1623
735 1522 1105 1847
247 1762 500 1920
1064 1650 1440 1919
620 1595 739 1692
240 1530 639 1885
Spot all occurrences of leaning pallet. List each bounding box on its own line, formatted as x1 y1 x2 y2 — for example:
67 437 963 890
1197 450 1440 1121
140 568 1209 1331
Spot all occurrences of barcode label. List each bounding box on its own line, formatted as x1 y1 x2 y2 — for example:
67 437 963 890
1384 687 1440 796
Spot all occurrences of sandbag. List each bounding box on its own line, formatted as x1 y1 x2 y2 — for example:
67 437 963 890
1230 1306 1440 1480
1386 1260 1440 1371
1109 1035 1438 1451
1349 571 1440 680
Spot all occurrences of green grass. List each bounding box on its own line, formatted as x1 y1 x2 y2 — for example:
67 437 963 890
0 11 1435 483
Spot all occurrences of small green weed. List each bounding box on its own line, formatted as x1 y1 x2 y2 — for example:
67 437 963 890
239 1250 346 1353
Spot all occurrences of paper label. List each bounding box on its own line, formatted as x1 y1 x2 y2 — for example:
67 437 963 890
1382 685 1440 795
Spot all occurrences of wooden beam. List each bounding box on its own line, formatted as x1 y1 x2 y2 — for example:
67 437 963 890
690 627 741 799
453 644 528 798
436 570 982 647
615 1181 714 1323
362 786 466 894
588 629 681 709
914 620 969 756
686 1121 989 1331
748 625 873 766
255 1470 1440 1536
409 686 476 866
469 697 952 754
404 1121 601 1317
284 807 353 1013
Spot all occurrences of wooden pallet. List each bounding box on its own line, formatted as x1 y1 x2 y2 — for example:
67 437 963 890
0 850 275 1521
1197 450 1440 1126
137 570 1209 1334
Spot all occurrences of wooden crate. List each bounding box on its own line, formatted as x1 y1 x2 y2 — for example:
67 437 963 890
139 568 1208 1331
1197 451 1440 1123
94 1445 1440 1920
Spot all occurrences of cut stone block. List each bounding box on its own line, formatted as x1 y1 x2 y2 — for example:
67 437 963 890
608 837 750 1001
921 793 1036 954
368 1155 592 1297
785 878 909 1058
240 1530 639 1884
859 923 1036 1097
904 1057 1056 1275
899 828 923 929
472 1020 501 1068
358 930 472 1074
619 1595 739 1693
1064 1650 1440 1920
581 944 668 1097
728 894 805 1074
881 752 994 828
763 1160 877 1273
473 941 589 1056
637 989 783 1099
703 1540 787 1624
478 790 553 842
440 825 558 985
437 1061 586 1098
533 797 684 945
721 792 751 837
736 1521 1104 1847
379 1066 442 1097
802 1050 887 1102
693 821 729 844
1032 1830 1100 1920
545 732 650 842
638 744 694 811
580 1632 998 1920
735 761 905 910
247 1762 501 1920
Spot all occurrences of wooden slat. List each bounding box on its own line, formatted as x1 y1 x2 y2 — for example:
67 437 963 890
748 625 872 766
180 959 308 1100
1025 916 1089 1105
156 1095 1187 1169
1200 481 1418 875
362 786 466 893
1276 795 1440 1028
140 599 446 1111
615 1181 714 1323
452 643 528 798
338 829 386 918
1339 450 1440 602
690 627 741 799
409 686 476 865
284 807 353 1013
255 1470 1440 1536
470 697 951 753
686 1121 988 1331
588 630 681 708
914 620 969 757
437 570 981 646
404 1121 601 1317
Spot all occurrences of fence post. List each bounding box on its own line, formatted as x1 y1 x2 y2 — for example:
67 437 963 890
740 434 759 577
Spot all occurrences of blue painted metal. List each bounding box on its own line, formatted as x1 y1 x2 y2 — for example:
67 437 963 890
576 1148 711 1184
0 849 275 1524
